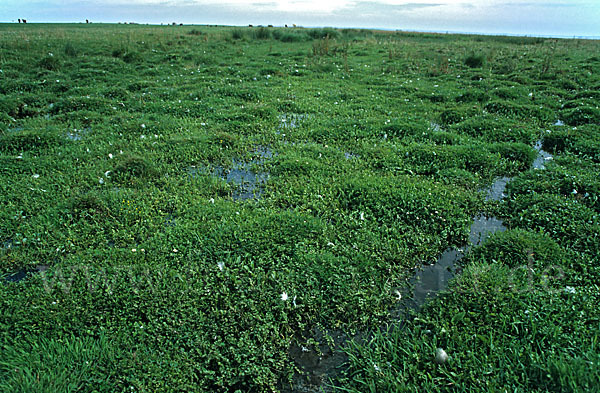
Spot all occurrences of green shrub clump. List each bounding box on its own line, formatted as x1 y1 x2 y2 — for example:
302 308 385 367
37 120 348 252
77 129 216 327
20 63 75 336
464 52 485 68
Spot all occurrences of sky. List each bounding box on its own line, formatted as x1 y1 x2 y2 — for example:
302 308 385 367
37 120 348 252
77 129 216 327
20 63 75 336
1 0 599 38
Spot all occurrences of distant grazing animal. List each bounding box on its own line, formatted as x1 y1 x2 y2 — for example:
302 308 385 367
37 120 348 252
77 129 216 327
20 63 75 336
86 19 89 23
23 19 27 23
18 19 21 23
249 24 253 27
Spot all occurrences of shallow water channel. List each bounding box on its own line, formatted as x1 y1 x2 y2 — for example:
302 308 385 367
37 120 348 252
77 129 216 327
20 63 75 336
285 140 553 392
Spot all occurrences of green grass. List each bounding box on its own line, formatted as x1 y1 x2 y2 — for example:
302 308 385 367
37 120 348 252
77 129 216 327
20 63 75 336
0 23 599 392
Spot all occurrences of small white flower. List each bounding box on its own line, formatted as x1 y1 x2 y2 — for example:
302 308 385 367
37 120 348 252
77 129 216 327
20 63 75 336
132 248 136 252
108 153 113 159
141 124 146 128
140 135 146 139
374 364 381 372
564 286 576 294
99 178 104 184
173 248 178 253
572 189 578 195
327 242 334 246
301 346 309 352
435 348 448 364
104 170 111 177
209 198 215 204
281 292 288 301
394 290 402 300
16 154 23 159
217 261 224 271
360 212 365 221
32 174 40 179
528 92 533 97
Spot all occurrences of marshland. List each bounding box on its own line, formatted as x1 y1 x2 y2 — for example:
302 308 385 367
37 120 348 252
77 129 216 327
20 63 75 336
1 24 599 392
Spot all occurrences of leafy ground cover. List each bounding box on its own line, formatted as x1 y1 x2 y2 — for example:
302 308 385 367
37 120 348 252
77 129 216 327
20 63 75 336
0 24 599 392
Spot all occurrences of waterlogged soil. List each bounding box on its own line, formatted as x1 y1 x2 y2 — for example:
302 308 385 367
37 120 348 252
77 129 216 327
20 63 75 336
285 329 354 393
277 113 311 134
1 25 597 393
286 140 554 392
187 146 273 201
4 264 49 283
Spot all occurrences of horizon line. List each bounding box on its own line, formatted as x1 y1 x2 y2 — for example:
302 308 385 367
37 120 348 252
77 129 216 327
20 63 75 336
1 21 598 40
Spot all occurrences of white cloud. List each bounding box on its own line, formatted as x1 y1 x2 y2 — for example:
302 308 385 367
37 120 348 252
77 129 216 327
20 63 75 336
2 0 599 36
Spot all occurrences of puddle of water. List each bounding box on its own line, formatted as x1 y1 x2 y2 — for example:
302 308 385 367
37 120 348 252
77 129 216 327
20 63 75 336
253 145 274 160
408 248 464 309
277 114 310 135
4 265 49 283
485 176 510 201
66 127 91 141
187 147 273 201
403 214 507 310
430 121 443 132
285 329 351 393
66 133 82 141
532 140 553 170
469 214 507 246
224 160 269 200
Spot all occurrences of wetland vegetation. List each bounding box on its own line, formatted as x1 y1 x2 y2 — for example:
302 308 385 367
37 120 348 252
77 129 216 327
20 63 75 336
0 23 599 392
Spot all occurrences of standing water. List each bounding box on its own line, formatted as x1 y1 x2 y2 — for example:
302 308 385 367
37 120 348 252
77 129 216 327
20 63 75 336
286 139 553 392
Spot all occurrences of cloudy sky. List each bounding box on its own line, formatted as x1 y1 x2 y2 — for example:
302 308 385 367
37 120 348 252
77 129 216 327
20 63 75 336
1 0 599 37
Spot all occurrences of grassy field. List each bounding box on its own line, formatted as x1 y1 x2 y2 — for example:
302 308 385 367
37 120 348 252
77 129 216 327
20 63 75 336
0 23 599 392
